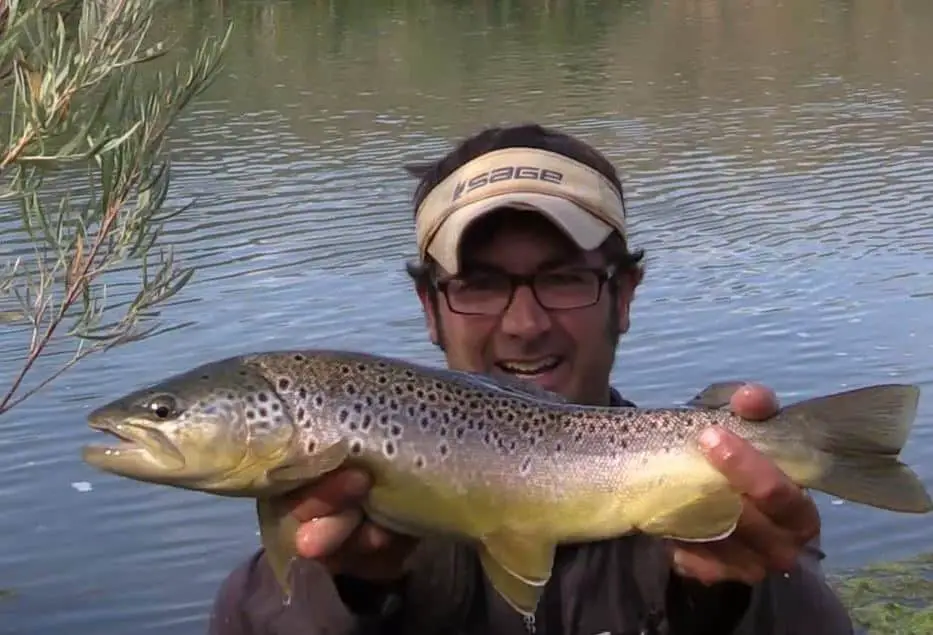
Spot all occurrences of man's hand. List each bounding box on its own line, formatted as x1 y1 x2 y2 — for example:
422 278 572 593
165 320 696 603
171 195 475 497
669 383 822 586
287 469 416 581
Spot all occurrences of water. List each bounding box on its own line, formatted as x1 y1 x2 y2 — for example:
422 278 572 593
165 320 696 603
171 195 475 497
2 0 933 632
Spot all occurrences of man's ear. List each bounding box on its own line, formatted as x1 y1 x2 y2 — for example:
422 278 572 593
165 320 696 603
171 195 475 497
416 285 440 345
615 268 643 335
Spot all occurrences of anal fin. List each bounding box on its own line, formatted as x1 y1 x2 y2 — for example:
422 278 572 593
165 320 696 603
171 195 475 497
638 487 744 542
478 531 555 616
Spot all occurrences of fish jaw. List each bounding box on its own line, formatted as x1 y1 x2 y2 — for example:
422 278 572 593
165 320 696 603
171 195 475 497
82 415 187 483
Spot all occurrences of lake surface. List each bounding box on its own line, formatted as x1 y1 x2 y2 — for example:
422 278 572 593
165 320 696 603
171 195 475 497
2 0 933 632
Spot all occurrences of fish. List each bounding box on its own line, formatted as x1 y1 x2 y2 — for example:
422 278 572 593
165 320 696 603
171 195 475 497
80 349 933 617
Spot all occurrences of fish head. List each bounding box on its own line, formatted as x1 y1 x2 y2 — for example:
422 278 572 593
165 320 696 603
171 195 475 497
82 359 297 493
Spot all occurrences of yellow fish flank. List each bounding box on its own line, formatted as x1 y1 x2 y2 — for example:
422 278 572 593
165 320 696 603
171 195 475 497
81 350 933 617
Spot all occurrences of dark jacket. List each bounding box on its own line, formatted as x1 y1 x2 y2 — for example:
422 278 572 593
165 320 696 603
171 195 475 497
208 390 854 635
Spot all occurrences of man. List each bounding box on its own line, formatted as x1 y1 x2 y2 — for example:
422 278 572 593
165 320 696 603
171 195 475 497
209 124 854 634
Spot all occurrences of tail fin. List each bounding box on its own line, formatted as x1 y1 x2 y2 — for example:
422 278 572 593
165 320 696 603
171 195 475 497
782 384 933 514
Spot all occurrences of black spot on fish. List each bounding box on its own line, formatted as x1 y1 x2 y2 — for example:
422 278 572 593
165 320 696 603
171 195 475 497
258 393 269 403
278 378 291 391
356 363 367 372
555 441 564 452
293 354 305 362
520 456 532 474
364 395 374 407
200 374 210 381
414 455 425 469
346 384 357 396
246 395 255 405
416 389 425 399
455 427 465 440
340 365 351 375
338 409 349 424
297 407 306 422
362 414 372 430
418 403 428 413
246 410 256 420
438 442 449 457
314 395 323 408
377 376 388 385
393 386 403 396
390 423 403 437
350 440 363 455
298 387 308 400
353 403 363 414
521 421 531 433
258 407 268 417
419 417 430 430
384 440 396 457
271 402 280 412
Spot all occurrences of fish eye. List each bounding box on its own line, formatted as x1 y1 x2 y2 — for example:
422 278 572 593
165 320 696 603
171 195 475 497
144 394 178 419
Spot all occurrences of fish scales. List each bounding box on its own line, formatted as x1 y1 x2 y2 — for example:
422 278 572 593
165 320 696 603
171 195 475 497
82 348 933 619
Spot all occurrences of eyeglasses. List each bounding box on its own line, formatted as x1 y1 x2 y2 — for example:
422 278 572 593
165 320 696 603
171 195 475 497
435 265 618 316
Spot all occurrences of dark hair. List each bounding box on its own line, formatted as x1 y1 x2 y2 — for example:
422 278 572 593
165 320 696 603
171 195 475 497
404 123 645 293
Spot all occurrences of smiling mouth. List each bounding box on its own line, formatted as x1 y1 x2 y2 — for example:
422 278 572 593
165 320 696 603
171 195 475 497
496 357 562 377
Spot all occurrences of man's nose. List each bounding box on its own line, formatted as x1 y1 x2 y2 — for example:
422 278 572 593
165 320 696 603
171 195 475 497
499 284 551 339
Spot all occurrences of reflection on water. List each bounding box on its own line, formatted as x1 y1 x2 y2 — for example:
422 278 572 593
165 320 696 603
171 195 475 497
1 0 932 633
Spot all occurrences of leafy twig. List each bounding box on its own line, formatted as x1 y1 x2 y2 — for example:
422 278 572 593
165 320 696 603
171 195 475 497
0 0 232 416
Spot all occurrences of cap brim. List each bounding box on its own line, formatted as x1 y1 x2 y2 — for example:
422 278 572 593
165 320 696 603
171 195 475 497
425 193 614 274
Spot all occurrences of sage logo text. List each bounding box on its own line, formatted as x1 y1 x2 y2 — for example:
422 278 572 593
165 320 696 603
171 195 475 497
452 166 564 201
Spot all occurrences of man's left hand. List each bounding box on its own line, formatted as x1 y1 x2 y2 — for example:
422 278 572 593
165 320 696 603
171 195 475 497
669 383 822 586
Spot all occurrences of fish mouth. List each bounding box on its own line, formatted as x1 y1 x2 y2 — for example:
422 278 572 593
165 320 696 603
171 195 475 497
82 417 185 471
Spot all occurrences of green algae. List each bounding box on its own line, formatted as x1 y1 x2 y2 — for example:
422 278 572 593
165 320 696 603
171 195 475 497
829 552 933 635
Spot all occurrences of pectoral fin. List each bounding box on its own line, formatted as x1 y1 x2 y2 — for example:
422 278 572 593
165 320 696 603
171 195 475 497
266 441 348 485
256 496 301 601
686 381 747 410
477 532 555 616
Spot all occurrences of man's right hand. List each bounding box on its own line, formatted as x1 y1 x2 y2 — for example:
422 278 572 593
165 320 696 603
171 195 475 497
288 467 417 581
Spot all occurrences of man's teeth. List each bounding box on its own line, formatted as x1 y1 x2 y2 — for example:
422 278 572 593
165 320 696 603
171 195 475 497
499 358 560 374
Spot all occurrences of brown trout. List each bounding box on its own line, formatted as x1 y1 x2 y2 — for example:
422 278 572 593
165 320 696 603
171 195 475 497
81 349 933 617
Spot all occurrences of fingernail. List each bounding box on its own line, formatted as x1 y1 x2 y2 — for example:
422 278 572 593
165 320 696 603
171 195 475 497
699 426 722 451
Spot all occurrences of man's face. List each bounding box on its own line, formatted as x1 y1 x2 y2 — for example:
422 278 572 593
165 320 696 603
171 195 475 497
417 211 639 406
